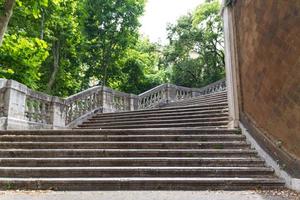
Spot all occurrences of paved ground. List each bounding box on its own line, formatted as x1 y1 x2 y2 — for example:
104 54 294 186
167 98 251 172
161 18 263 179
0 190 299 200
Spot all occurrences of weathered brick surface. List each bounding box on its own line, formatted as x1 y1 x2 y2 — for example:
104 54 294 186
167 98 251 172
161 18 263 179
234 0 300 158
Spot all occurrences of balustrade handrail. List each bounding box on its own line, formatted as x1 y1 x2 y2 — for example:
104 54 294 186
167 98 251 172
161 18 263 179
197 78 226 95
138 83 168 98
65 86 102 103
0 78 226 130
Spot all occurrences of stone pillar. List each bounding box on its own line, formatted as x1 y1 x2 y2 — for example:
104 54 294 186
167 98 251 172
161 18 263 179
102 86 114 113
192 89 201 97
51 97 66 129
3 80 28 130
129 94 139 111
222 1 240 128
0 79 8 130
166 84 177 103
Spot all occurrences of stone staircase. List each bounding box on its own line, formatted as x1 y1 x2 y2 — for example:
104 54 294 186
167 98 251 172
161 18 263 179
0 91 284 190
77 91 229 129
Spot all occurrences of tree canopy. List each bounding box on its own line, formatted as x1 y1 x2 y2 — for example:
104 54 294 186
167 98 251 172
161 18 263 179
162 0 225 88
0 0 224 96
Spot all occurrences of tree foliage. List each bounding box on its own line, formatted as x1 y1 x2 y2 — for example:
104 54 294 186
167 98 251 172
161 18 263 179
114 38 167 94
162 0 225 88
82 0 145 87
0 0 224 96
0 33 48 89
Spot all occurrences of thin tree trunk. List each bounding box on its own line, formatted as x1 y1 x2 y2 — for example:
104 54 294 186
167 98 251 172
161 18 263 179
40 8 45 40
102 64 108 86
47 40 60 93
0 0 16 46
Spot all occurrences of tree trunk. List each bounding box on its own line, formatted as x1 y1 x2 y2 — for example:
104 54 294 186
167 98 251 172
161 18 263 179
0 0 16 46
40 9 45 40
47 40 60 93
102 64 108 86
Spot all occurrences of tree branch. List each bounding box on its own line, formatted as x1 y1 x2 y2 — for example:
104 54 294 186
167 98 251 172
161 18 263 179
0 0 16 46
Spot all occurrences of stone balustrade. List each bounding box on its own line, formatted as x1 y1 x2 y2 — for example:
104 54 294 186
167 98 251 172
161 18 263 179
198 78 226 95
0 78 226 130
138 84 201 109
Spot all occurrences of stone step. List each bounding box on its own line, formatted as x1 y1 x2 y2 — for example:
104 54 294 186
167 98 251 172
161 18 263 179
88 112 228 123
164 97 228 107
0 141 249 149
91 109 227 120
0 157 266 167
165 92 228 106
77 121 229 129
0 129 240 136
96 103 228 117
0 134 245 142
165 97 227 105
0 177 284 190
81 117 229 127
0 149 258 158
0 167 275 178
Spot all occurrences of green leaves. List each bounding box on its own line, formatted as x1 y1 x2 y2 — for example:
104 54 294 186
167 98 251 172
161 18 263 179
83 0 146 86
0 34 49 89
162 0 225 88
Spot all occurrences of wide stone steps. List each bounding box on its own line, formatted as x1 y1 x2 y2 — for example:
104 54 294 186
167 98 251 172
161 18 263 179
0 134 245 142
0 157 266 167
0 167 275 178
164 94 228 107
87 112 228 123
94 103 228 117
0 177 284 190
0 91 284 190
90 110 227 122
0 141 249 149
161 91 227 103
0 129 240 135
78 121 229 129
79 117 229 128
0 149 258 158
81 102 229 129
163 98 227 108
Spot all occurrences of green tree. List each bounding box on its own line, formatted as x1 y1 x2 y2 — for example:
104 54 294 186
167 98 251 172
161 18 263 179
0 33 48 89
38 0 84 96
162 0 225 88
82 0 145 87
3 0 85 96
114 38 167 94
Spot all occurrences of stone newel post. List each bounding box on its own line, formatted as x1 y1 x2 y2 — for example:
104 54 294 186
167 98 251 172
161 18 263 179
102 86 114 113
129 94 139 111
51 97 66 129
1 80 27 130
166 84 177 103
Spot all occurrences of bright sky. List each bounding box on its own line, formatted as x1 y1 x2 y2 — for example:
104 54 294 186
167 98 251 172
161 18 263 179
140 0 206 44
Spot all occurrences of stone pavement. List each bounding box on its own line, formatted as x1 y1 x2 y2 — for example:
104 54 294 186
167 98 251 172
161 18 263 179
0 190 299 200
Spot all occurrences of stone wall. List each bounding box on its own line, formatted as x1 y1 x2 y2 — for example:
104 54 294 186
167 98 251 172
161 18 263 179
232 0 300 173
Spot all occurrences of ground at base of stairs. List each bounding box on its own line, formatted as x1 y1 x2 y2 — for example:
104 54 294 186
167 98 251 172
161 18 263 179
0 190 300 200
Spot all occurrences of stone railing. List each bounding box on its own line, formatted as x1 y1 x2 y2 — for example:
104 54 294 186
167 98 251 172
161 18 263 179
0 79 139 130
138 84 200 109
198 78 226 95
0 78 225 130
64 86 103 125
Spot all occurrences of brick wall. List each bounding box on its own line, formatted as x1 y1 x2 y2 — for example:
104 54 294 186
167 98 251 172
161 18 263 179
233 0 300 162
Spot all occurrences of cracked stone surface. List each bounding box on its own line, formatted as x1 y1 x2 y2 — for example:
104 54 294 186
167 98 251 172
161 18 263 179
0 190 299 200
